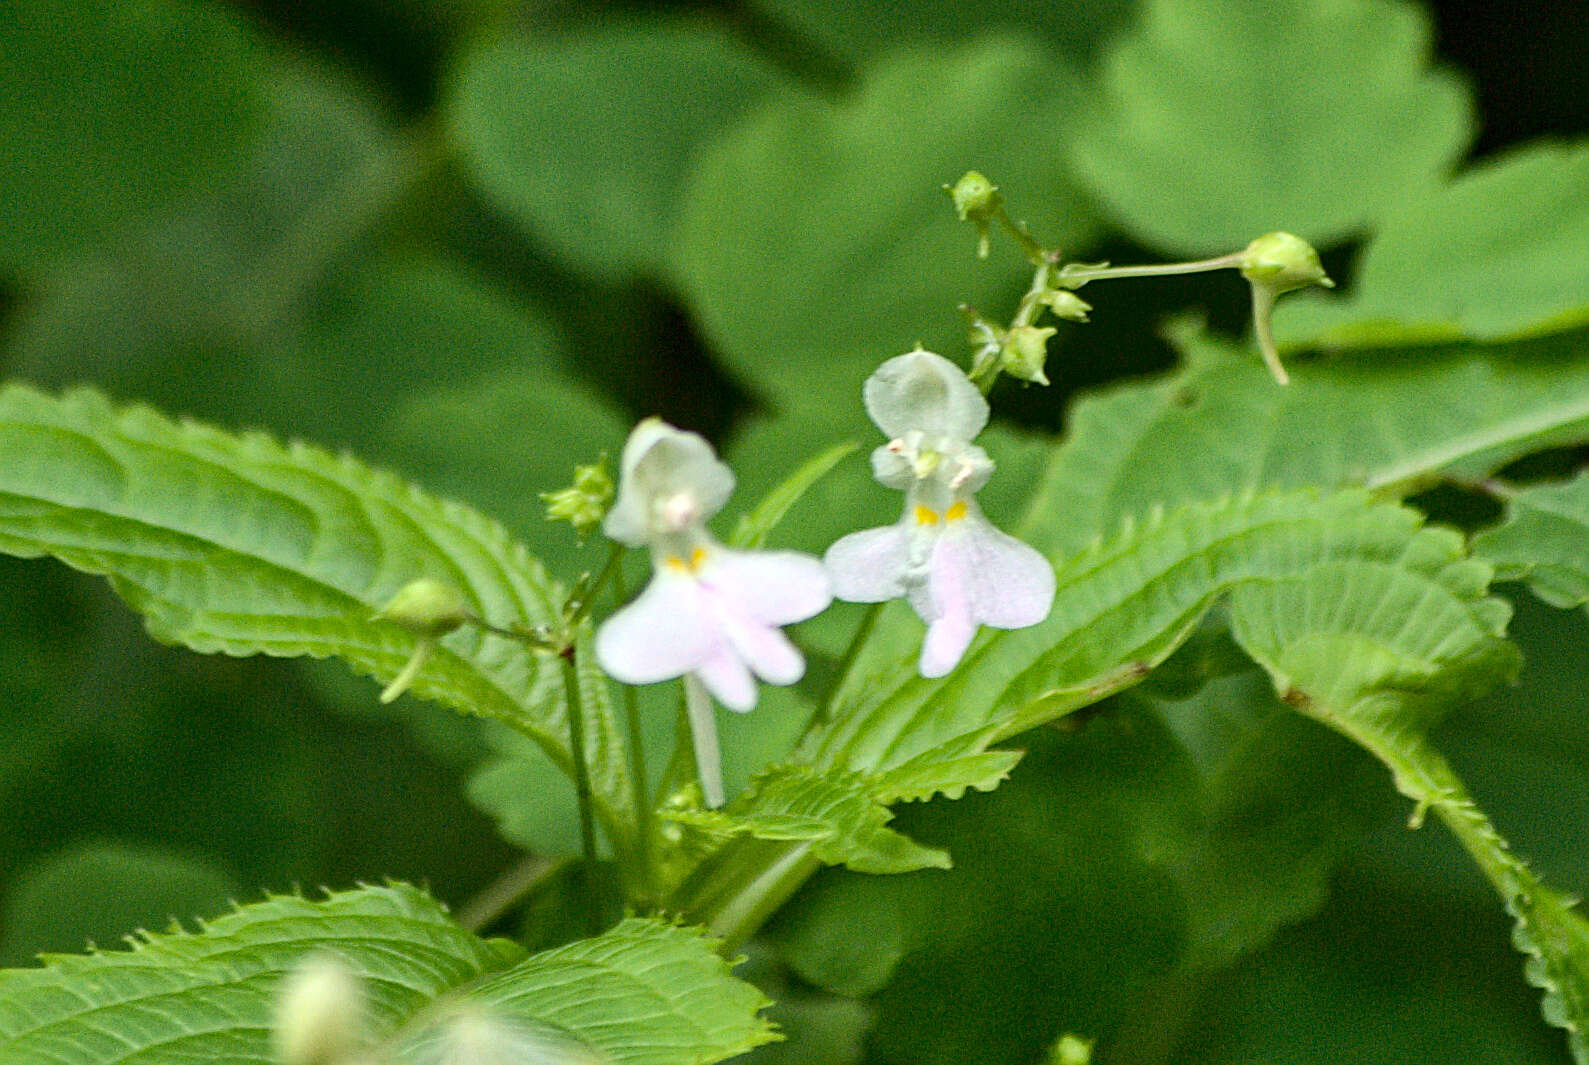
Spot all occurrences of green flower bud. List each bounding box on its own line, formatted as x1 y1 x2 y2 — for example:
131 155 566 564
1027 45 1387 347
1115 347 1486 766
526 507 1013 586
946 170 1001 221
542 458 614 541
1048 1033 1095 1065
372 578 470 637
946 170 1002 258
999 324 1056 385
1239 231 1334 295
274 955 366 1065
1040 289 1092 322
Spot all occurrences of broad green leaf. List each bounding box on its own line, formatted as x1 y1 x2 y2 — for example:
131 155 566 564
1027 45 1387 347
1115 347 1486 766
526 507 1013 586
447 19 794 281
1063 0 1473 255
1276 142 1589 350
0 384 638 857
1473 470 1589 609
672 764 951 875
806 489 1512 785
747 0 1135 65
1021 324 1589 557
0 884 775 1065
1227 547 1587 1062
669 37 1100 406
0 0 264 272
0 841 237 966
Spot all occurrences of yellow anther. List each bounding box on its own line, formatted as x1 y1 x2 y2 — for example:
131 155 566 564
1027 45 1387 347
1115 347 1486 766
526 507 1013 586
945 501 968 522
914 505 940 525
665 547 709 573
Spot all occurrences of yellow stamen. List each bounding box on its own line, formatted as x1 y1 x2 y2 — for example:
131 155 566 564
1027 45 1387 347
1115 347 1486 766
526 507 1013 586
914 505 939 525
945 501 968 522
665 547 710 573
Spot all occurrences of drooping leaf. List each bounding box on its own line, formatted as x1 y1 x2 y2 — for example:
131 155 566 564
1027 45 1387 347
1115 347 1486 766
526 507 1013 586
1227 541 1588 1062
671 764 951 875
0 884 775 1065
1020 324 1589 557
669 37 1100 407
1472 470 1589 610
1063 0 1473 255
0 384 637 857
1276 142 1589 350
447 19 794 281
0 0 264 272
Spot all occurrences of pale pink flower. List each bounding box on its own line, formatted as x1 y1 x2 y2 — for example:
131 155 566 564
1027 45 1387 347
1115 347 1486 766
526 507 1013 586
825 350 1055 677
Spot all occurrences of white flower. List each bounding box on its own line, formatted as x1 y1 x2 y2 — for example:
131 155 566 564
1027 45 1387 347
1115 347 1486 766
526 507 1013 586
595 418 831 712
825 350 1055 677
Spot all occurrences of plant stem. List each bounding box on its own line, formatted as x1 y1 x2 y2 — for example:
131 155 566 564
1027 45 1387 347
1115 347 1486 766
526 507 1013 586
558 646 603 935
456 854 569 933
613 561 657 908
684 674 725 809
1249 283 1290 385
1058 252 1244 288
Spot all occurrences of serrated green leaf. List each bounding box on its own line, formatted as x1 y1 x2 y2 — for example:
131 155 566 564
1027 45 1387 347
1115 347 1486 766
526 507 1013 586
0 884 775 1065
1021 325 1589 557
669 37 1100 406
0 0 264 272
1276 142 1589 350
1064 0 1473 254
447 19 794 281
0 384 637 857
807 489 1511 785
1473 471 1589 608
1225 534 1588 1062
673 765 951 875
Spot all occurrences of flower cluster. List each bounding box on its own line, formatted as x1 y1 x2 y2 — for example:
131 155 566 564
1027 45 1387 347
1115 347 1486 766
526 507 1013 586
596 351 1055 705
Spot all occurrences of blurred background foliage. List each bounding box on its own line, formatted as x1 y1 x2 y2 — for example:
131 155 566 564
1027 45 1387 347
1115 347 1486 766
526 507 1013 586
0 0 1585 1062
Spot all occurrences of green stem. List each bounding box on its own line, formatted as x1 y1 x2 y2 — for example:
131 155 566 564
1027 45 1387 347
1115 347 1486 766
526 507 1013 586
1058 252 1244 288
613 561 657 908
558 647 603 934
1249 283 1290 385
684 674 725 809
993 203 1049 264
566 541 628 629
669 837 824 954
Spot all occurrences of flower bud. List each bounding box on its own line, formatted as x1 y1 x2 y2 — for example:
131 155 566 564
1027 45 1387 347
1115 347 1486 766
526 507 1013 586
1048 1033 1095 1065
372 578 470 637
1239 231 1334 295
542 458 614 541
1040 289 1091 322
274 955 366 1065
945 170 1002 258
999 324 1057 385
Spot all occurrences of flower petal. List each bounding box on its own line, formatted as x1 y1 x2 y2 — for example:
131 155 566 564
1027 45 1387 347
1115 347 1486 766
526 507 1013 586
595 570 716 684
863 349 988 442
706 548 832 626
921 610 976 678
605 418 735 544
696 647 757 712
715 607 805 688
825 524 912 603
945 509 1055 630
